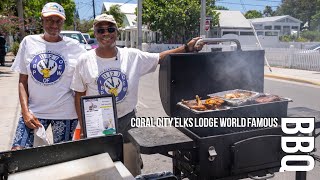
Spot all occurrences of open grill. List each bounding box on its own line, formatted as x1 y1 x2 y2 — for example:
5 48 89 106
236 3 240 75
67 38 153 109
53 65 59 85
157 39 289 179
127 39 317 180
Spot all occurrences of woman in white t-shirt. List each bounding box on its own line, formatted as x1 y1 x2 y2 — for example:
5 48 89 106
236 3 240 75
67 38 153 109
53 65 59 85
70 14 204 176
10 2 87 150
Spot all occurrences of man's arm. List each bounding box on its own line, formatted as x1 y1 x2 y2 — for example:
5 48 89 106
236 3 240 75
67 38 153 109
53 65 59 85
159 37 204 61
75 91 86 134
18 74 41 129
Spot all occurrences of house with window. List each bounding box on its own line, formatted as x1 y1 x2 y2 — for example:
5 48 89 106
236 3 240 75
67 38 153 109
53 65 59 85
101 2 137 27
250 15 302 36
101 2 156 47
212 10 282 47
214 10 253 37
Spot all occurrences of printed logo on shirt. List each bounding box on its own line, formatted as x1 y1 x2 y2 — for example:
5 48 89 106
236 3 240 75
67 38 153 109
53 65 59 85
30 52 66 85
97 68 128 102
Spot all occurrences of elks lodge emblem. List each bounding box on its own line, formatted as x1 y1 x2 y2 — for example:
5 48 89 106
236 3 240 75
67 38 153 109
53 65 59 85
30 52 65 85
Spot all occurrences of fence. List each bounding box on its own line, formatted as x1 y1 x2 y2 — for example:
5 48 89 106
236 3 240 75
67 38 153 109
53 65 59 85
142 43 320 72
264 48 320 72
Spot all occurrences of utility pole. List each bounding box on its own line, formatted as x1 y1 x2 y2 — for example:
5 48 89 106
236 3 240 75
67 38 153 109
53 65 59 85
17 0 25 38
200 0 206 37
137 0 142 50
92 0 96 18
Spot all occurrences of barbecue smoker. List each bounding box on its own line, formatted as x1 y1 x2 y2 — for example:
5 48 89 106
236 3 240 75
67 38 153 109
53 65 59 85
159 39 288 180
129 39 297 180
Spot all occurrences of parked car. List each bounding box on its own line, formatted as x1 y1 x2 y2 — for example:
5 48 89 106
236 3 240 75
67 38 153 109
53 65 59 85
87 38 99 49
60 31 92 50
307 44 320 51
82 33 90 41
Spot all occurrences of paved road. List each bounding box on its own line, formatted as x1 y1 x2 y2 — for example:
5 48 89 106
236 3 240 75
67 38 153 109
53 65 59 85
138 66 320 179
265 78 320 111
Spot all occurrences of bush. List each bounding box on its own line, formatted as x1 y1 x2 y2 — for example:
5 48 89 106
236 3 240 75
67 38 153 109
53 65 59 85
279 35 295 42
280 34 310 42
10 42 20 56
300 30 320 41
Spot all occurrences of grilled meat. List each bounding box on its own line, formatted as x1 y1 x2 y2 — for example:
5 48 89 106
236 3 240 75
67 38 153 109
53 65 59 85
254 95 281 103
182 95 225 111
224 92 252 99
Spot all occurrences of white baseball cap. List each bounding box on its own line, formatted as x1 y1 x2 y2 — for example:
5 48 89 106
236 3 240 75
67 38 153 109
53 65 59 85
93 14 117 27
41 2 66 20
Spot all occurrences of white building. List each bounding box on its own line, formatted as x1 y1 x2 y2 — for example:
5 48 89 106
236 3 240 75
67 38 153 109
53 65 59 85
215 10 253 37
250 15 302 36
212 10 281 48
101 2 156 47
101 2 137 27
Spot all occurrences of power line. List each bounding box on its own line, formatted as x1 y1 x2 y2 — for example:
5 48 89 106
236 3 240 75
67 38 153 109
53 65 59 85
120 0 134 7
217 0 281 2
252 0 281 2
239 0 247 12
216 1 279 8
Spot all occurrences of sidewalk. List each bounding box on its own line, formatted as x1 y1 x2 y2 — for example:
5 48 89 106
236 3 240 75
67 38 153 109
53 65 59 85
0 55 19 152
0 56 320 152
265 66 320 86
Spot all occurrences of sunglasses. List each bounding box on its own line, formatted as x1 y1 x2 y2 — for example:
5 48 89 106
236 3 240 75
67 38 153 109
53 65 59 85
43 18 64 25
95 27 117 34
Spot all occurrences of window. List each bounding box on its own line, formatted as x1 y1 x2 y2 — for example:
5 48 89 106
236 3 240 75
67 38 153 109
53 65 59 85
283 26 290 35
264 26 272 30
257 31 264 36
240 31 254 36
274 26 281 30
292 26 299 30
265 31 279 36
222 31 238 35
253 24 263 29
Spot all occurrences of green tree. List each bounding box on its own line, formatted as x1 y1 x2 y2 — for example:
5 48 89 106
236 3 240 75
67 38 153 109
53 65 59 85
244 10 262 19
0 0 16 15
0 0 20 35
76 19 94 33
103 5 125 28
300 30 320 41
276 0 319 30
263 6 275 17
0 15 22 36
215 6 229 10
23 0 76 33
141 0 220 43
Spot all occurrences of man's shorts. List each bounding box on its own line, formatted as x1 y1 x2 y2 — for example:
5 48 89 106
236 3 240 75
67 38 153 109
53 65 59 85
118 110 136 143
12 117 78 148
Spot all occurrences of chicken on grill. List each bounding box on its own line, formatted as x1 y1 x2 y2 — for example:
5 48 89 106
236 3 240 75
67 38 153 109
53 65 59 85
182 95 225 111
224 92 253 99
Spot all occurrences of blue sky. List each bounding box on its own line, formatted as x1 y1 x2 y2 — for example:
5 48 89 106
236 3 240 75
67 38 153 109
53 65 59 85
75 0 281 20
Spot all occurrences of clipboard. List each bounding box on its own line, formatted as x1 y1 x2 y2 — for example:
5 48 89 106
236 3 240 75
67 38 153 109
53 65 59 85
80 94 118 138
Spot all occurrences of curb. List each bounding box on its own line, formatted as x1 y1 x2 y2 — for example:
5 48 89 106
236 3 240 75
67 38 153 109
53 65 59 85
265 74 320 87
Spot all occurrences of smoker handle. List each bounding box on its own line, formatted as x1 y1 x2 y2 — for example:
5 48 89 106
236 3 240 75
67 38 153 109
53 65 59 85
195 38 242 51
248 172 275 180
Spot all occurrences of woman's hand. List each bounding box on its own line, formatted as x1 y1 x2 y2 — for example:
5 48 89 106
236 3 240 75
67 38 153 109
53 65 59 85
22 112 42 129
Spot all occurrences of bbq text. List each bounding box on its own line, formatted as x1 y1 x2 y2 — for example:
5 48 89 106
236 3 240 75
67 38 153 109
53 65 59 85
280 117 315 172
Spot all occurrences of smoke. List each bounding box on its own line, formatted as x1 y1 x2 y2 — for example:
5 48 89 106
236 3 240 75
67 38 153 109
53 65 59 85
205 50 264 93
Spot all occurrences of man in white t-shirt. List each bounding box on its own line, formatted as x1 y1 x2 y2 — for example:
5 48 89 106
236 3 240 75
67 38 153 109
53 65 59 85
10 2 87 150
71 14 204 176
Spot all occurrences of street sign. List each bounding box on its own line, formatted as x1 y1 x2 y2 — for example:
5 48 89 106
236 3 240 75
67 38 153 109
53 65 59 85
205 19 210 31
